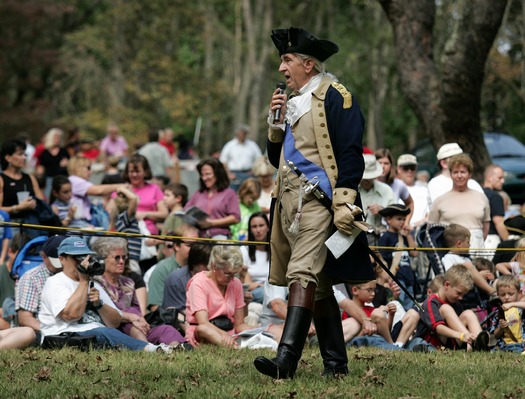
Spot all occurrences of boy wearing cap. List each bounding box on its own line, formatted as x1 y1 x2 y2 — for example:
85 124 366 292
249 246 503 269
428 143 483 203
15 235 67 341
38 237 169 352
378 204 418 310
254 27 374 379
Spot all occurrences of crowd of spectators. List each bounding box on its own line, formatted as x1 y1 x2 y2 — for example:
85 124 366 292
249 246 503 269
0 126 524 358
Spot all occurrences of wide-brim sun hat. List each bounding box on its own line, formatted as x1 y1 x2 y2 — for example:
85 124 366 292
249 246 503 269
436 143 463 160
362 154 383 180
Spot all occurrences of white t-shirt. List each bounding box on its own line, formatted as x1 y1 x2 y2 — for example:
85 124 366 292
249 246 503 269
406 184 431 227
260 281 288 326
220 138 262 171
241 246 269 282
39 272 120 338
441 253 469 271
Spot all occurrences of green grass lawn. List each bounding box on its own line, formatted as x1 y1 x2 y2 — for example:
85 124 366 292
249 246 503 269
0 345 523 398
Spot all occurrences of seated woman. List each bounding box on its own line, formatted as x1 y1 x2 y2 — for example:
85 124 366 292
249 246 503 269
240 212 270 304
185 245 256 348
0 139 46 237
184 158 240 239
92 237 189 349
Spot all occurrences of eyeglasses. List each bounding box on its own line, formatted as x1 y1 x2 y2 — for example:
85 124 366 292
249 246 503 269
401 165 416 171
166 243 174 249
112 255 128 263
219 269 237 278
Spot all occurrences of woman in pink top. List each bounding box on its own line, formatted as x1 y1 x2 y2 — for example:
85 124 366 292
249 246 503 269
185 246 255 347
121 154 168 235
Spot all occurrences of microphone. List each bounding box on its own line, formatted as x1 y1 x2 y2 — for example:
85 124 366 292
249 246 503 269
273 81 286 123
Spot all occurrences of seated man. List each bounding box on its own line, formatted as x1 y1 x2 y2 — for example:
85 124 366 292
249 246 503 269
16 235 67 343
148 224 198 312
259 281 315 343
38 236 171 352
163 244 210 315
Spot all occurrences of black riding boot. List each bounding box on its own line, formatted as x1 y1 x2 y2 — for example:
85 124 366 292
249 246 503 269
254 282 315 379
313 294 348 377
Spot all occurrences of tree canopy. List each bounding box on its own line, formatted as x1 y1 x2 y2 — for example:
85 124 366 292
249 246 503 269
1 0 524 174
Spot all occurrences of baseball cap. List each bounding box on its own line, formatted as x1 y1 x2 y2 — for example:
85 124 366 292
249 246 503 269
436 143 463 160
42 235 67 269
362 154 383 180
58 237 96 257
397 154 417 166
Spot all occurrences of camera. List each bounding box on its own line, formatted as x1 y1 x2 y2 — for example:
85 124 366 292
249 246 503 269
74 255 105 277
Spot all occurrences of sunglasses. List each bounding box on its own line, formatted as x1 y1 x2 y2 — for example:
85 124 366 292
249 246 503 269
401 165 417 171
112 255 128 262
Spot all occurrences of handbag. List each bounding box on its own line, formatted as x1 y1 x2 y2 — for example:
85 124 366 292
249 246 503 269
209 315 234 331
145 307 185 333
42 332 98 352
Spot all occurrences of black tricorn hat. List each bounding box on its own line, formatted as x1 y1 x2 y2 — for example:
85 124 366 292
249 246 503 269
378 204 411 217
271 27 339 62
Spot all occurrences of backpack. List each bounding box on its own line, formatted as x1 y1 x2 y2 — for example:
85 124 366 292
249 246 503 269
11 235 47 280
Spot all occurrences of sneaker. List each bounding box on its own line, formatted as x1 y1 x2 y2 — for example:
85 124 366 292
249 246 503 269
156 343 173 354
472 331 490 352
171 342 194 351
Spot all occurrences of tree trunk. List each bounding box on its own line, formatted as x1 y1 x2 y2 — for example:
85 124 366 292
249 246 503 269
378 0 508 180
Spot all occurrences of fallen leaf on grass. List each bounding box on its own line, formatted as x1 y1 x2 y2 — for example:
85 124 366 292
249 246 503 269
34 366 51 382
360 366 384 387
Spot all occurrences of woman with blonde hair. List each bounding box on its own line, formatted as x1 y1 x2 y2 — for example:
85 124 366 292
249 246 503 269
252 156 275 216
67 155 125 226
37 127 70 200
185 246 256 347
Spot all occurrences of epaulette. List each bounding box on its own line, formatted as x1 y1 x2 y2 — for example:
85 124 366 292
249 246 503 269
331 82 352 109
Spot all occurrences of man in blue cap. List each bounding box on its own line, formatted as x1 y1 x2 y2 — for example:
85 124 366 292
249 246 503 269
254 27 374 379
38 236 172 352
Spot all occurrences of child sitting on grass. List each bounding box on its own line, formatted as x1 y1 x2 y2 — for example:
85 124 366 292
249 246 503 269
414 264 489 351
350 279 420 349
441 223 496 298
378 204 418 310
111 185 142 274
151 183 188 261
51 175 93 229
230 178 261 241
495 236 525 294
489 275 525 353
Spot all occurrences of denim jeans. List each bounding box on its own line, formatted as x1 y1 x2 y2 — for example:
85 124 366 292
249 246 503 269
251 286 264 304
492 343 525 353
348 335 402 350
404 337 437 351
75 327 148 351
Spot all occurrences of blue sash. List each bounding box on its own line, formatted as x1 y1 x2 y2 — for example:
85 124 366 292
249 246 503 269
283 124 332 200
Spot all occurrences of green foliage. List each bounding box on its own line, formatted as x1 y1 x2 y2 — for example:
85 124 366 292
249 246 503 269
0 346 524 398
2 0 525 154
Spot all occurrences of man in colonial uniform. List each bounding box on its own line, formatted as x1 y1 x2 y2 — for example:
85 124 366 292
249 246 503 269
254 27 375 379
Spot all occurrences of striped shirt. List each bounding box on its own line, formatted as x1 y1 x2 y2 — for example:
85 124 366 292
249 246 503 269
115 211 141 261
